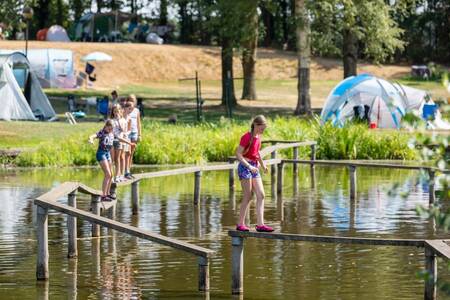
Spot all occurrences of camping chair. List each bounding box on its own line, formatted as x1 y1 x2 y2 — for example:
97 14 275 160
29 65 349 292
96 97 109 120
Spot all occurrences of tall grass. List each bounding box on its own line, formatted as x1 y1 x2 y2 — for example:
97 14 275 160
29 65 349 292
13 117 417 167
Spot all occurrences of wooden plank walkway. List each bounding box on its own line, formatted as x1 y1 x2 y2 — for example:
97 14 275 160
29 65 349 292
35 198 214 258
283 159 438 171
228 231 425 247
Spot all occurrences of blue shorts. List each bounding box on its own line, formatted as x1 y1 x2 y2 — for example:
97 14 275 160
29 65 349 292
238 161 260 180
96 149 111 162
129 132 139 143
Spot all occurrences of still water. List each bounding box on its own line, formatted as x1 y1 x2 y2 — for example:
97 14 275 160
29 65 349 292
0 165 449 300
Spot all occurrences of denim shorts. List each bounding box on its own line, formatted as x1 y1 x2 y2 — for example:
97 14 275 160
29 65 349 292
238 160 260 180
96 149 111 162
129 132 138 143
113 140 122 149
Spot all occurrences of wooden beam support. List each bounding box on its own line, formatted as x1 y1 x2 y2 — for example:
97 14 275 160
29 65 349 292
194 171 202 205
231 236 244 295
67 192 77 258
198 256 210 291
132 181 140 215
36 205 49 280
91 195 101 237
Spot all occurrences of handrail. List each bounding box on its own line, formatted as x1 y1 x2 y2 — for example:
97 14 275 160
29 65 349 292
35 198 214 257
282 159 443 172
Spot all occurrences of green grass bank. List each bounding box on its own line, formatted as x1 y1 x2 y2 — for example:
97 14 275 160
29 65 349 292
1 117 417 167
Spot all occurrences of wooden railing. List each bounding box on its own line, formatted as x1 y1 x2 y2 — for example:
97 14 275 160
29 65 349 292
34 182 213 291
228 230 450 300
34 140 315 293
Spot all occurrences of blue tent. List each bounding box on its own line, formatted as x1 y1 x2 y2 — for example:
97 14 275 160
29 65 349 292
320 74 410 128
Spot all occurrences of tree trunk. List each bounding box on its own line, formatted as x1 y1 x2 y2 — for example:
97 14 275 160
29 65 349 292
179 0 189 43
129 0 136 14
241 2 258 100
72 0 84 21
97 0 104 13
260 4 275 47
56 0 64 25
294 0 311 116
221 38 237 106
160 0 168 25
343 28 358 78
35 0 51 29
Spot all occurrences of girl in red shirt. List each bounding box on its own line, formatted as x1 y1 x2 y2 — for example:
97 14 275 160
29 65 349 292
235 115 274 232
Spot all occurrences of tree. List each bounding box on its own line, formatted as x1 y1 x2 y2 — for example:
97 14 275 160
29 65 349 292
160 0 168 25
241 0 259 100
310 0 404 78
294 0 311 115
0 0 24 39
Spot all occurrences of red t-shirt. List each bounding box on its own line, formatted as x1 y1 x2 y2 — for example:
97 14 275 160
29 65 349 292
239 132 261 162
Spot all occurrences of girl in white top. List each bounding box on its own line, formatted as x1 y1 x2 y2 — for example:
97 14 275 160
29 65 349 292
110 104 128 182
125 95 141 179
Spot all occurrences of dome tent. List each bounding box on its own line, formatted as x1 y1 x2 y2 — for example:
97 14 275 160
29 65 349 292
46 25 70 42
320 74 445 129
0 52 56 121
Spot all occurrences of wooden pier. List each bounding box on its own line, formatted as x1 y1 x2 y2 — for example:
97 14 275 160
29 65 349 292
33 139 447 296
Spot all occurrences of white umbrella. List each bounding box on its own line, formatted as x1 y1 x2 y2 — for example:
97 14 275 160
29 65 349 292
81 51 112 62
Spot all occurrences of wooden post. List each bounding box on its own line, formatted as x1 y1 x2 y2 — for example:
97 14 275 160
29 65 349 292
349 165 357 200
67 192 77 258
428 170 435 205
36 205 49 280
231 236 244 295
132 181 140 215
107 203 116 220
424 247 437 300
310 144 316 162
293 146 299 195
271 150 277 191
310 165 316 189
198 256 210 291
229 158 235 191
194 171 202 205
277 162 284 196
68 258 77 300
293 146 299 175
91 195 101 237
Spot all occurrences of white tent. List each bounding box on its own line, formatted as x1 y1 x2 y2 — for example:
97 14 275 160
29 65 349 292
320 74 450 129
46 25 71 42
0 52 56 121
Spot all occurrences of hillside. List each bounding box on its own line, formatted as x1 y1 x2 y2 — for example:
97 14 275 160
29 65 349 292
0 41 410 89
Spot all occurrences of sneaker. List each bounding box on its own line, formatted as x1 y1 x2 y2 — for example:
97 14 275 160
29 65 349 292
255 224 274 232
108 193 116 200
236 224 250 232
125 173 133 180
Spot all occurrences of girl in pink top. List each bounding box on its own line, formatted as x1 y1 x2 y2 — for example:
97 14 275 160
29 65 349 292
235 115 273 232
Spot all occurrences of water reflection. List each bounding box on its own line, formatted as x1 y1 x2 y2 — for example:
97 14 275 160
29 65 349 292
0 165 448 299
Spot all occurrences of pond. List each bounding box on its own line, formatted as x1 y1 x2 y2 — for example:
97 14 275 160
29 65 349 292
0 165 448 299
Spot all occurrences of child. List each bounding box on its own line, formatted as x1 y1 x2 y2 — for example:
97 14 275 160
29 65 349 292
124 95 142 179
110 104 127 182
235 115 273 232
89 120 132 201
122 102 133 180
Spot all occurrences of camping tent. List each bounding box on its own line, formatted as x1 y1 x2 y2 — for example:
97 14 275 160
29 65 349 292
0 52 56 121
0 49 76 88
73 12 134 42
320 74 449 129
46 25 71 42
27 49 75 88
